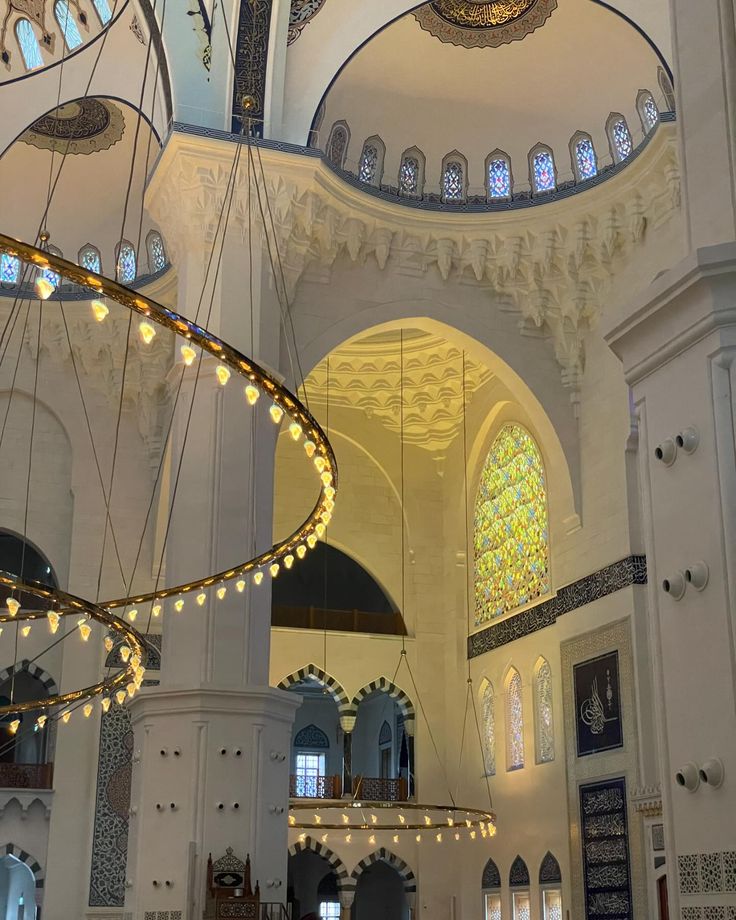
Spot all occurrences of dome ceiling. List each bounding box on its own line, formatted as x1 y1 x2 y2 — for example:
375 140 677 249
414 0 558 49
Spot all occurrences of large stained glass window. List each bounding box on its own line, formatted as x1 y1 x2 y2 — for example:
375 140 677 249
535 657 554 763
16 19 43 69
506 668 524 770
327 124 348 168
93 0 113 24
611 118 633 161
146 231 166 273
443 160 464 201
481 682 496 776
116 241 136 283
0 254 20 285
473 423 549 624
575 137 597 181
532 149 555 193
488 156 511 198
399 156 419 195
358 143 378 184
79 244 101 273
55 0 83 49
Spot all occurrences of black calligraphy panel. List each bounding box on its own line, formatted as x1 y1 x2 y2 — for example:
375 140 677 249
580 777 632 920
574 651 623 757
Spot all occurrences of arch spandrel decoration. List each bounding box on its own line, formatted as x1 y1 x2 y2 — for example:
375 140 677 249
539 850 562 884
482 857 501 889
294 723 330 749
473 423 549 626
509 854 530 887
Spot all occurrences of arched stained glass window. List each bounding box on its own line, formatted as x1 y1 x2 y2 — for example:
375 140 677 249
487 156 511 199
146 231 166 273
55 0 83 49
0 255 20 285
638 91 659 132
531 147 556 193
16 19 44 70
40 245 63 290
399 156 419 195
473 423 549 625
534 658 554 763
506 668 524 770
326 123 348 168
442 159 464 201
79 244 101 274
610 116 633 162
574 136 597 181
93 0 113 24
116 241 136 283
481 682 496 776
359 144 378 183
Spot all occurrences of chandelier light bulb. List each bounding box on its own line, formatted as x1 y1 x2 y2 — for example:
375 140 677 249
314 456 326 473
236 580 245 592
216 365 231 386
307 535 317 549
304 440 316 458
289 422 302 441
127 682 136 698
79 622 92 642
127 609 138 622
83 703 94 718
320 511 332 525
316 523 326 538
424 815 431 826
120 645 131 663
321 471 333 486
37 715 47 729
269 563 280 578
115 690 127 705
6 598 19 617
180 345 196 366
298 834 306 844
196 592 207 606
288 815 296 826
101 698 111 713
399 814 406 824
21 625 31 637
62 711 71 724
245 385 259 405
342 814 349 824
253 572 263 586
470 831 476 840
91 299 109 322
345 834 352 844
393 835 399 844
324 486 335 500
139 321 156 344
296 545 306 559
48 610 60 633
284 555 294 569
174 599 184 612
9 720 20 735
35 275 55 300
216 586 226 600
270 404 284 424
104 636 113 652
321 834 328 843
371 814 377 824
369 835 376 846
436 833 442 843
454 832 460 841
314 814 322 824
152 604 161 617
416 834 421 843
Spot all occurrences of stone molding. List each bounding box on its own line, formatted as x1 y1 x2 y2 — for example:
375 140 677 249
631 783 663 817
146 126 681 389
0 790 53 819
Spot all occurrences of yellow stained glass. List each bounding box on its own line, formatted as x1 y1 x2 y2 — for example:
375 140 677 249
474 424 549 625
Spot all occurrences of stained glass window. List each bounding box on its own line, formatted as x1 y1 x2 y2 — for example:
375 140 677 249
443 160 464 201
327 125 348 168
146 231 166 273
481 683 496 776
506 669 524 770
612 119 633 161
55 0 83 49
543 889 563 920
535 658 554 763
532 149 555 193
16 19 43 69
116 241 136 283
41 245 62 290
488 157 511 198
93 0 113 24
0 254 20 285
485 894 502 920
473 423 549 624
399 156 419 195
359 144 378 184
642 95 659 131
79 244 101 273
575 137 597 181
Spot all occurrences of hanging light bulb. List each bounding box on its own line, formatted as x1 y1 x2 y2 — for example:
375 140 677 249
236 580 246 592
115 689 127 705
120 645 131 663
324 486 336 500
196 592 206 606
284 555 294 570
313 456 326 473
216 365 231 386
314 815 322 825
35 275 55 300
316 523 326 538
269 404 284 424
6 598 19 617
61 711 71 724
48 610 60 633
321 471 333 486
36 714 47 729
152 604 162 618
296 545 306 559
127 682 136 698
127 608 138 622
470 831 476 840
101 698 111 713
91 299 109 322
269 563 280 578
83 703 94 718
424 815 431 826
345 834 352 844
325 499 335 513
245 384 259 405
180 344 196 366
174 599 184 612
321 834 328 843
436 833 442 843
307 534 317 549
139 321 156 344
447 817 454 827
393 835 399 844
371 814 378 824
216 586 226 600
253 572 263 586
399 814 406 825
78 620 92 642
298 834 306 844
9 720 20 735
304 440 316 458
320 511 332 525
104 636 114 653
20 625 31 638
289 422 302 441
415 834 421 843
288 815 296 826
454 832 460 841
368 835 376 846
342 814 350 824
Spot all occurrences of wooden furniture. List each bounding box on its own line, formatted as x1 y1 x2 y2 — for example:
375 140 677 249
204 848 260 919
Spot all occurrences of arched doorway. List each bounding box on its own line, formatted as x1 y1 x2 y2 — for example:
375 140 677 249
0 854 37 919
353 860 408 920
287 848 341 920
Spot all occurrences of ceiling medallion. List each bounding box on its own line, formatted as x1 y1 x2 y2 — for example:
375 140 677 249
19 99 125 156
414 0 557 48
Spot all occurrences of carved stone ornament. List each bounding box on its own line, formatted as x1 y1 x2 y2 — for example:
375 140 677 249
414 0 558 49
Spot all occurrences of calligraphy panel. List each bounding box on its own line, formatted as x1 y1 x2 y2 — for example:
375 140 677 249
579 777 632 920
574 651 622 757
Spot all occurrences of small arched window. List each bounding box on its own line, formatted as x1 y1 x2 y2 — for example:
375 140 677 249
93 0 113 24
55 0 83 49
509 856 531 920
530 145 556 194
539 852 563 920
486 151 512 199
116 240 137 283
398 147 425 198
534 657 554 763
658 66 676 111
79 243 102 274
40 244 63 290
442 151 467 203
637 90 659 133
146 231 166 273
0 254 21 286
608 114 633 163
481 681 495 776
326 121 349 169
506 668 524 771
571 133 597 182
358 136 385 187
482 858 501 920
16 19 44 70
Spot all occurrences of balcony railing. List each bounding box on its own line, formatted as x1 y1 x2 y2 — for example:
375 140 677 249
289 774 342 799
352 776 408 802
273 604 406 636
0 762 53 789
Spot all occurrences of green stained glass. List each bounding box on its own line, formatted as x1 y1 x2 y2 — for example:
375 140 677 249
473 423 549 625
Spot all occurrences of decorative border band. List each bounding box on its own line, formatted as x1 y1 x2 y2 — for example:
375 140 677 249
468 555 647 658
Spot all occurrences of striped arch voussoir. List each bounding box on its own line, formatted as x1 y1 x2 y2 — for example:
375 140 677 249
3 844 44 888
0 660 58 697
347 677 415 728
278 663 350 717
351 848 416 893
288 836 353 892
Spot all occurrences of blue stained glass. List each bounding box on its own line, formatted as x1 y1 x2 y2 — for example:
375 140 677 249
488 157 511 198
55 0 83 49
93 0 112 24
575 138 597 180
116 243 136 283
16 19 43 69
533 150 555 193
399 157 419 195
0 255 20 285
80 246 101 273
612 120 633 160
358 145 378 184
147 232 166 272
643 96 658 131
443 161 464 201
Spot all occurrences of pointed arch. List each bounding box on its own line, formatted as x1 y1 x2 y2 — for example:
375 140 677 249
398 146 425 198
115 239 136 283
358 135 386 187
658 66 675 111
146 229 167 273
277 663 350 717
1 843 44 889
293 724 330 749
485 149 512 200
350 677 415 733
441 149 468 203
0 660 58 697
528 143 556 194
288 836 352 894
606 112 633 163
481 857 501 890
505 667 524 770
480 678 495 776
78 243 102 273
351 848 416 893
569 131 597 182
539 851 561 884
636 89 659 133
534 656 554 763
54 0 83 50
509 855 529 887
15 19 44 70
326 120 350 168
